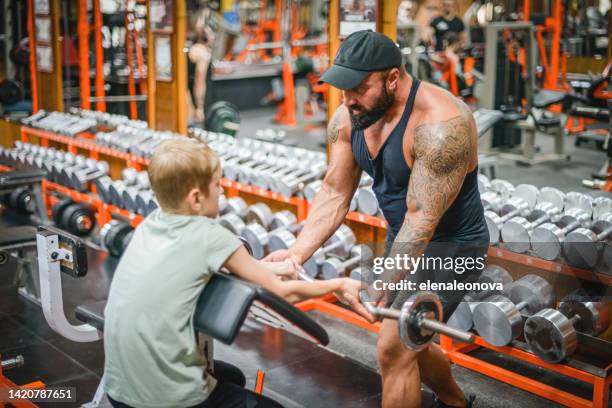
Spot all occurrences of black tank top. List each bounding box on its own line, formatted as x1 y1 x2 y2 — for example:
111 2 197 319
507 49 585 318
350 79 489 243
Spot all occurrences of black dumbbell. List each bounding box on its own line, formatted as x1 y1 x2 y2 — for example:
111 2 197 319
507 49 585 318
52 198 96 236
101 220 134 257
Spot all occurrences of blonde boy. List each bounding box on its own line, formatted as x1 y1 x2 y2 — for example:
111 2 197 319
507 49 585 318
103 138 369 408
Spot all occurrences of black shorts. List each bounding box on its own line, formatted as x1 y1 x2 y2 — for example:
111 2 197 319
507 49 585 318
383 232 487 322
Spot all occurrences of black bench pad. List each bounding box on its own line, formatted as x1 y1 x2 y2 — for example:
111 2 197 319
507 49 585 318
74 273 329 346
0 226 38 247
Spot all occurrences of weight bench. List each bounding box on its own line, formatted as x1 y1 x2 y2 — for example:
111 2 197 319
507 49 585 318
0 226 38 293
35 225 329 408
0 168 49 223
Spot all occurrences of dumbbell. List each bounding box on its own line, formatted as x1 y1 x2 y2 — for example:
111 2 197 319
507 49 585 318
69 159 110 192
122 172 151 214
108 168 139 208
133 190 159 216
489 179 515 202
244 203 274 229
447 265 513 331
530 192 594 260
94 176 113 204
239 156 287 186
226 197 248 218
273 162 327 198
255 159 316 191
472 274 552 346
0 187 35 214
477 173 491 192
302 225 356 277
485 184 539 244
303 180 322 202
524 294 610 362
563 197 612 269
501 187 565 253
222 150 267 181
58 154 88 186
101 220 134 257
480 191 504 214
52 198 96 236
241 211 304 259
218 197 249 234
357 186 378 215
47 151 76 183
362 291 475 351
320 244 373 280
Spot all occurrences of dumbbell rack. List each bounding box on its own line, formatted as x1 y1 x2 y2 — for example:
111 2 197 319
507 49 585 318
440 336 611 408
4 127 612 407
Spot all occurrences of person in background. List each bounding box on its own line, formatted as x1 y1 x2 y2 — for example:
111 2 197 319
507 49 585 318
187 9 215 126
430 0 465 51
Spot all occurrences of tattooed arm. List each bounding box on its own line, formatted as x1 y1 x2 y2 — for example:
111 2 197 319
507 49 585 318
289 106 362 265
381 116 471 290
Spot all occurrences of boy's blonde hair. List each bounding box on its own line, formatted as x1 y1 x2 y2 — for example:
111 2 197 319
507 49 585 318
148 138 220 211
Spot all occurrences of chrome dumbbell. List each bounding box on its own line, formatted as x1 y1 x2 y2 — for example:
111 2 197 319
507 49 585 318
501 187 565 253
530 192 594 260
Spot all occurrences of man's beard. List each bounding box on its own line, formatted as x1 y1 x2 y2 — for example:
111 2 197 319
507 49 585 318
349 87 395 130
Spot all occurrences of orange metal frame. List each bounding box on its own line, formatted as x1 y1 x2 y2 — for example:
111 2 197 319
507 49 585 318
26 0 38 113
93 0 106 112
78 0 91 110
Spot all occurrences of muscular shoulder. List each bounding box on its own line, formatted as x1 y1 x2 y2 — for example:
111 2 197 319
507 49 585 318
413 114 471 176
327 105 351 144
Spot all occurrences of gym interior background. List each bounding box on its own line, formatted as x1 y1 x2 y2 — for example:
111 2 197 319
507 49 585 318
0 0 610 407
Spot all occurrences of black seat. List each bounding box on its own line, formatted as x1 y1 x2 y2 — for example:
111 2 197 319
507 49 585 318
0 169 47 188
74 273 329 346
75 300 106 331
0 226 38 247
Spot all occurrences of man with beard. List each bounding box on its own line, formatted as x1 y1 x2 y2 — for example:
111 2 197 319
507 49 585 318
265 30 488 408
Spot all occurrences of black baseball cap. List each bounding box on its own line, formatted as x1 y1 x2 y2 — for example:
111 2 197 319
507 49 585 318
319 30 402 90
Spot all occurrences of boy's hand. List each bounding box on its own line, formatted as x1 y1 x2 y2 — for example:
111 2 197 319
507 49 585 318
334 278 376 323
260 260 298 281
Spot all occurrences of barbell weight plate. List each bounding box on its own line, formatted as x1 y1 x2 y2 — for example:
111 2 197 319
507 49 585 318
472 294 523 347
399 291 443 352
0 251 8 265
524 308 577 363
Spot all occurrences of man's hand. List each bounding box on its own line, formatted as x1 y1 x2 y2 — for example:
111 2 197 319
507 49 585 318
263 249 303 265
194 108 205 124
335 278 376 323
